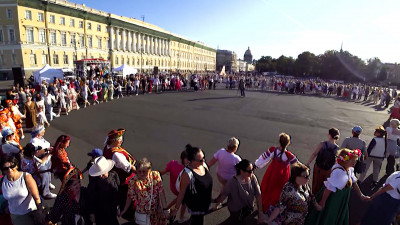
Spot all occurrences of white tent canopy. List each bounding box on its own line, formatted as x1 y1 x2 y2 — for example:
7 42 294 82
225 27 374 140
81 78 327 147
113 64 138 78
33 64 64 83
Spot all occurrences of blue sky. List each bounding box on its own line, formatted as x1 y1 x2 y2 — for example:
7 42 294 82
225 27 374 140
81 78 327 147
72 0 400 63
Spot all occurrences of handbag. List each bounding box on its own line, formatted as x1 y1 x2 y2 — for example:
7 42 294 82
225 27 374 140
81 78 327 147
134 175 153 225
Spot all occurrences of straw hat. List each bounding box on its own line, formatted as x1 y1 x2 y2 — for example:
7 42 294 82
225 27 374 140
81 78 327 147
89 156 115 177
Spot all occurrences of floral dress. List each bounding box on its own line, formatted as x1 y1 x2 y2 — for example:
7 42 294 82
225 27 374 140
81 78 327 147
268 182 312 225
128 170 167 225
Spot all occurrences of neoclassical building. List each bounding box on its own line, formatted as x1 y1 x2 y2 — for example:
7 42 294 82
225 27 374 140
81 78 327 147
0 0 216 78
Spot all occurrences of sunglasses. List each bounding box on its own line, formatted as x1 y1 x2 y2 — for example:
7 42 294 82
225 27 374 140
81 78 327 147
1 164 16 171
195 157 206 163
243 167 255 173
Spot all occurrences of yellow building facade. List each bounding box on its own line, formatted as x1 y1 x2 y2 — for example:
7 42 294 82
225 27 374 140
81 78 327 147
0 0 216 79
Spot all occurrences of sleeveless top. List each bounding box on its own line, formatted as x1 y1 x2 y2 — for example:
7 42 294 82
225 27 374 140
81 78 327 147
1 172 37 215
183 166 213 215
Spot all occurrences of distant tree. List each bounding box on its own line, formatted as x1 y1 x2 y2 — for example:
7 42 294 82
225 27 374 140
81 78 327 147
294 51 316 76
256 56 276 73
276 55 295 75
365 57 382 81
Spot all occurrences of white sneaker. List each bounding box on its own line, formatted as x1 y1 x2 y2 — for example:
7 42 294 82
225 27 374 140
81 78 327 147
44 193 57 199
21 135 25 139
49 183 56 190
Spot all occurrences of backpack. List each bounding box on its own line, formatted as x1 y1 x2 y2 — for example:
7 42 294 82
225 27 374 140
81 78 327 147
315 141 338 170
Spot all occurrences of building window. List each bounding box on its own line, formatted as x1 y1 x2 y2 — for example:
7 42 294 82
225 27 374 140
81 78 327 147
115 57 118 64
61 33 67 46
60 17 65 25
50 31 56 45
87 23 92 30
7 9 12 19
63 54 68 64
79 21 84 28
38 13 44 22
8 29 15 42
0 30 3 43
97 25 101 32
26 28 34 43
69 19 75 27
11 54 16 65
70 34 76 46
79 36 84 47
25 10 32 20
39 30 46 43
87 36 92 48
53 54 59 64
29 54 37 65
97 38 102 49
49 15 55 24
42 54 47 64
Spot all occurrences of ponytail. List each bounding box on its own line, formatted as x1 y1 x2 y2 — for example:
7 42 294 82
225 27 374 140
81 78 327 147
279 133 291 161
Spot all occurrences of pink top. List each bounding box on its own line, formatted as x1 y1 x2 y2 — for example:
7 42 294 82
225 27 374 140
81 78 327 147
165 160 185 195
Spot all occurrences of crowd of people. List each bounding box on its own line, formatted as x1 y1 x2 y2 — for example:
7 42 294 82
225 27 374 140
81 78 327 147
0 73 400 225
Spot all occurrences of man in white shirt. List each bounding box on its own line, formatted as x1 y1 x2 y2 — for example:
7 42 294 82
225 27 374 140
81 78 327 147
42 90 59 121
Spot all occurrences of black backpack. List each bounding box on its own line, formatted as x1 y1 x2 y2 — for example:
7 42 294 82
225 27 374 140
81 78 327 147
315 141 338 170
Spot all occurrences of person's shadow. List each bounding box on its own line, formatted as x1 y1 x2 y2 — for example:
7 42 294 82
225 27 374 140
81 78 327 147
349 174 389 225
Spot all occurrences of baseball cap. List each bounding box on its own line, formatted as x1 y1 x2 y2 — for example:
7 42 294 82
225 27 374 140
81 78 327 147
352 126 363 134
87 148 103 157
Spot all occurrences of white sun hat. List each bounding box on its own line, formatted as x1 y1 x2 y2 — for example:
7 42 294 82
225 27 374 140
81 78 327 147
89 156 115 177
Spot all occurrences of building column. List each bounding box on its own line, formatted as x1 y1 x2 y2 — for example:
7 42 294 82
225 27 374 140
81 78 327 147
116 28 120 51
142 34 145 52
127 31 131 52
136 33 140 52
132 32 136 52
158 38 162 56
151 36 155 55
163 39 166 56
121 29 126 51
146 35 150 54
154 37 158 55
167 40 171 56
109 26 114 50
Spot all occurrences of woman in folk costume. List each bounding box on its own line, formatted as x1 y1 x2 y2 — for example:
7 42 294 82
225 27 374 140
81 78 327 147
5 100 25 139
103 128 136 218
0 108 20 145
305 149 369 225
103 128 136 184
255 133 297 212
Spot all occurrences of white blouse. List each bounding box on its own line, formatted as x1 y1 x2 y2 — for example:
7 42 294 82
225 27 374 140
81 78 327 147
324 164 357 192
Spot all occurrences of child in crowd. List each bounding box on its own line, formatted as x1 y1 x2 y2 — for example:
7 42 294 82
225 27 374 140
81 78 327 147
81 148 103 180
91 86 101 105
160 150 189 223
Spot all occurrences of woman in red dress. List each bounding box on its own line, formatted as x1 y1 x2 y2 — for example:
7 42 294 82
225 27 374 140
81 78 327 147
255 133 297 212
